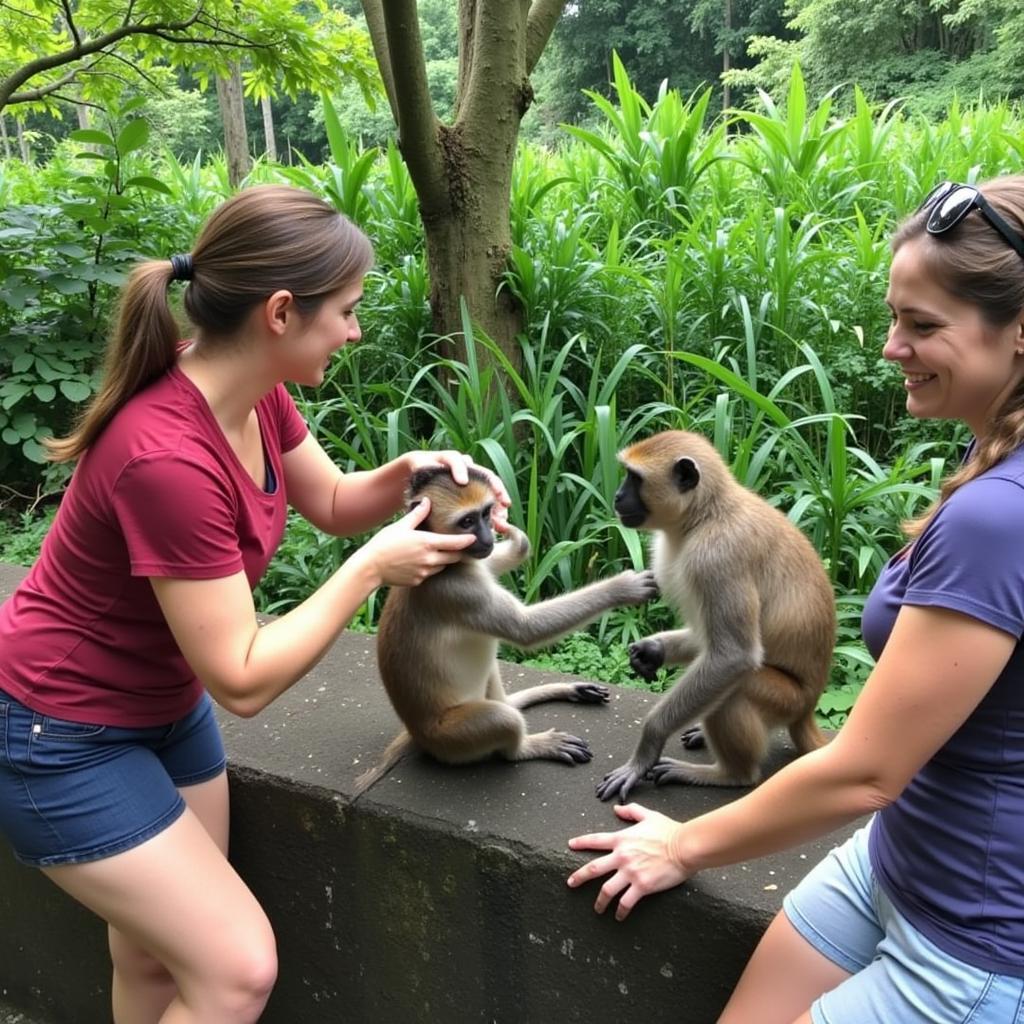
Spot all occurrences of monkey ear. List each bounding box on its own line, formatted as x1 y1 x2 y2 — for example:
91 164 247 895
672 456 700 493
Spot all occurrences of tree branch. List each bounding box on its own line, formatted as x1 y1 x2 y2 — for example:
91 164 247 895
525 0 568 74
360 0 399 126
0 10 204 109
376 0 446 213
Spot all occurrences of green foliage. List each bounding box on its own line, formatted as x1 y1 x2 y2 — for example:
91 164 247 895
0 0 378 115
0 505 57 566
0 100 196 485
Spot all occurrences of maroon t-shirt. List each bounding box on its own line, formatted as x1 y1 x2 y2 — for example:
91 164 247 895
0 366 308 726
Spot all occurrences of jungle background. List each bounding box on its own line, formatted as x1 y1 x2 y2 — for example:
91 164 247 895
3 0 1024 727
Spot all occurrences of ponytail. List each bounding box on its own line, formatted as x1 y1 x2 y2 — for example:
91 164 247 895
45 184 373 463
45 260 180 462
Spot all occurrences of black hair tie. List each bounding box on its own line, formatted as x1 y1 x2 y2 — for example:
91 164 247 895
169 253 194 282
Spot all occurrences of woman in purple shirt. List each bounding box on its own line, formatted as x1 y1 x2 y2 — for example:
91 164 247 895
567 175 1024 1024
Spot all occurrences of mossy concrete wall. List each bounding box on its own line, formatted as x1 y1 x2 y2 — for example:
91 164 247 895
0 562 861 1023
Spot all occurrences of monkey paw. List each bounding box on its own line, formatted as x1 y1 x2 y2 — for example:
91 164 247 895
570 683 610 704
680 724 706 750
628 638 665 681
553 732 593 764
617 569 660 606
595 761 649 803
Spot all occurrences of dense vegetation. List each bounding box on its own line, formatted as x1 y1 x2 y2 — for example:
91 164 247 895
3 59 1023 724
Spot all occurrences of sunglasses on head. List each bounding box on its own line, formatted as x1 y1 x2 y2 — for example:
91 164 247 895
917 181 1024 263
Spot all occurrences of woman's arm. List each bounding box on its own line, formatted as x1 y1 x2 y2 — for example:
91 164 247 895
281 434 510 536
566 604 1016 920
149 498 474 718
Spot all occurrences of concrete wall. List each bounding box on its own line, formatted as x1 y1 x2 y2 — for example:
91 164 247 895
0 562 860 1023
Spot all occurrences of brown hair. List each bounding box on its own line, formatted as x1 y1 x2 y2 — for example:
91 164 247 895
46 185 374 462
897 175 1024 538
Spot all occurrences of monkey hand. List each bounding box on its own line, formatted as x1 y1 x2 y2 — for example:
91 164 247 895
595 759 651 803
568 683 610 704
612 569 659 606
628 638 665 681
566 803 691 920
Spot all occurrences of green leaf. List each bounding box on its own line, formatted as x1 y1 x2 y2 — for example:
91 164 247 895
60 381 92 402
33 384 57 402
48 276 90 295
22 438 47 464
12 353 33 373
122 175 173 195
116 118 150 155
70 129 115 148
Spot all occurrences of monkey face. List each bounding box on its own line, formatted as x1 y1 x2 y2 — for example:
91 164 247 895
614 470 650 528
615 449 702 531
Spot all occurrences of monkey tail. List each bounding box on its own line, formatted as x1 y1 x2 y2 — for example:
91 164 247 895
352 730 415 798
788 711 828 755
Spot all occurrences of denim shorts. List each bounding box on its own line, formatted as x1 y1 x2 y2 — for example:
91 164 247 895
0 689 226 867
784 820 1024 1024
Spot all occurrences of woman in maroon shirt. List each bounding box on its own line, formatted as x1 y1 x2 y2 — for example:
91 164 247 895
0 184 508 1023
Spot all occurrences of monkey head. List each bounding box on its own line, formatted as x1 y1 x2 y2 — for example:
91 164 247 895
615 431 721 531
408 466 496 559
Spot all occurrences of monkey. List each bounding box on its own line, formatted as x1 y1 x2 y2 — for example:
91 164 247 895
353 466 660 795
595 429 836 803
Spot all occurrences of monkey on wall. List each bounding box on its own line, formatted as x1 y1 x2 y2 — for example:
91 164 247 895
354 466 659 795
596 430 836 803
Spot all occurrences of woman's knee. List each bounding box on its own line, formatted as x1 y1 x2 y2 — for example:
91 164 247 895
108 926 173 986
203 920 279 1016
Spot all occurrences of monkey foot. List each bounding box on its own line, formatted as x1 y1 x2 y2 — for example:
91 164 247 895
595 761 649 803
529 730 593 765
650 757 758 788
679 725 705 750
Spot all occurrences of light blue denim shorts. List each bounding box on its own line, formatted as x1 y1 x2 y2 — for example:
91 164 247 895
783 821 1024 1024
0 688 226 867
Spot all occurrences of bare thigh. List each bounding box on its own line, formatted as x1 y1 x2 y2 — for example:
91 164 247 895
43 774 273 998
107 772 232 969
717 910 851 1024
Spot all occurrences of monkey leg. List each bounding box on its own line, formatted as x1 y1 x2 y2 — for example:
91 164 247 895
649 694 768 788
746 666 828 754
419 700 592 766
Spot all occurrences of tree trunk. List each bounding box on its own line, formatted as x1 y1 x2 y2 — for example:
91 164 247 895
14 118 29 162
261 95 277 162
216 64 251 186
362 0 567 374
722 0 732 111
0 115 10 160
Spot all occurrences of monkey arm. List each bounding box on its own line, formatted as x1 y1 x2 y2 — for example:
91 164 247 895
448 570 658 651
646 628 701 665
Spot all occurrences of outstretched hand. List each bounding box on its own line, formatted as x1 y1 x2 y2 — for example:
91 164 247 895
566 803 691 920
356 498 474 587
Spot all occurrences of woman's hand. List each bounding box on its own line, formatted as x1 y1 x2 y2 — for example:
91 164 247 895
404 450 511 529
566 803 692 920
350 498 474 588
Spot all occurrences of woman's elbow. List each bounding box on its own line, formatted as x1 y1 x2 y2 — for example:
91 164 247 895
203 676 268 719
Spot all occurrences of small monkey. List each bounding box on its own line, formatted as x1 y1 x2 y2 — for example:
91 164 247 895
596 430 835 803
354 467 659 794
